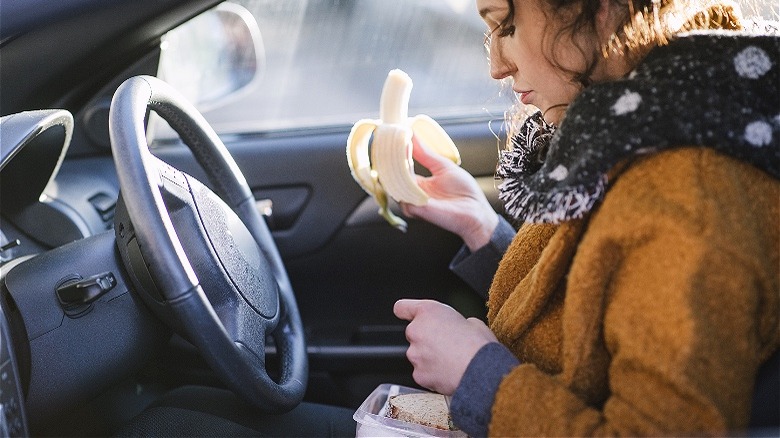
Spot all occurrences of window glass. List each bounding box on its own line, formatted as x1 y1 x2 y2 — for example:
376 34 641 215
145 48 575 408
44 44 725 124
153 0 776 139
153 0 506 139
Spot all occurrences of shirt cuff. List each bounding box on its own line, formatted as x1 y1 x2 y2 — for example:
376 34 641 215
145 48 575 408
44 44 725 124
449 216 516 298
450 342 520 437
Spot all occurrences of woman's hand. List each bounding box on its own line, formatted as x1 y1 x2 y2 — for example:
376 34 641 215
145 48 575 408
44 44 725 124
401 137 499 251
394 299 497 395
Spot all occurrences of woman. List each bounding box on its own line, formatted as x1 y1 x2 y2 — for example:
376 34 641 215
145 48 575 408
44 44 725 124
396 0 779 435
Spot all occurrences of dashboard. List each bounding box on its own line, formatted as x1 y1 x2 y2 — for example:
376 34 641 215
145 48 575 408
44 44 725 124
0 110 79 436
0 109 140 434
0 294 27 436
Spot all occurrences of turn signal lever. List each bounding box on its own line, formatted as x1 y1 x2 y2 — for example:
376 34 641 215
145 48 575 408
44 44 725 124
56 272 117 307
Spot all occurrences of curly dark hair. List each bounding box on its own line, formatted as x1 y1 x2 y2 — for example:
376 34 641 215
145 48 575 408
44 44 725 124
493 0 743 87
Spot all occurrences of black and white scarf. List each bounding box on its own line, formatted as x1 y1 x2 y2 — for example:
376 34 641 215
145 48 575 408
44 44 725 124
497 31 780 224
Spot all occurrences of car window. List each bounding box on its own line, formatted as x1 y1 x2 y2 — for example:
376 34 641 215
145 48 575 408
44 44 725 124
151 0 506 140
151 0 776 141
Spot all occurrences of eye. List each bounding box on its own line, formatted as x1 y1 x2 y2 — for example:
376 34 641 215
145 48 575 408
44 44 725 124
498 24 515 38
483 22 514 52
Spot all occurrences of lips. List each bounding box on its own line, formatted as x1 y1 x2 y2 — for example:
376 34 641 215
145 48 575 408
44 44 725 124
517 90 532 104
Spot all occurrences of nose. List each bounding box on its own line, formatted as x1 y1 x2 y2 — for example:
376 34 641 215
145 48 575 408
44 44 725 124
488 39 513 80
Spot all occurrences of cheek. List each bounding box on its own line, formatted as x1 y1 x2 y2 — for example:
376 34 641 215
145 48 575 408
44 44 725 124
512 28 550 68
548 27 597 79
513 39 552 78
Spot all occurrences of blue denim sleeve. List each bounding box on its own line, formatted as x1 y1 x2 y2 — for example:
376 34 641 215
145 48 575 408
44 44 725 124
449 216 516 299
450 342 520 437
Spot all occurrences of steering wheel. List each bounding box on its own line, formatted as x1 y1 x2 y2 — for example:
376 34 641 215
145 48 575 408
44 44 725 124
108 75 307 413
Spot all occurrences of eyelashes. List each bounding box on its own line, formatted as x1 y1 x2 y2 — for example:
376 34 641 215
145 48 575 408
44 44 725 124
483 24 516 51
498 24 516 37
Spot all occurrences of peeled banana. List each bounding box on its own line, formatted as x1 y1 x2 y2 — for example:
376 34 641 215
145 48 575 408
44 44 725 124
346 69 461 231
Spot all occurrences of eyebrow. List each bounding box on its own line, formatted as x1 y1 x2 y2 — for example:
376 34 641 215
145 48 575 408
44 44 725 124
478 6 506 24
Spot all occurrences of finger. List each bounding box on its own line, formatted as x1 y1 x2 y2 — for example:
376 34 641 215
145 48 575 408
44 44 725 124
393 299 423 321
412 136 452 174
399 200 429 221
399 201 422 220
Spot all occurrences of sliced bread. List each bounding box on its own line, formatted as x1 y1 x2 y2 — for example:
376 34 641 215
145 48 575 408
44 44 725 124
386 393 456 431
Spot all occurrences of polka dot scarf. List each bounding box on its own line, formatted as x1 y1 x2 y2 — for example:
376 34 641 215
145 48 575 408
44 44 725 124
497 32 780 224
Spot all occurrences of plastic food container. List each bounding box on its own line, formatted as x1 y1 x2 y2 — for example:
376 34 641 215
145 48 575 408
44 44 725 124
353 383 468 437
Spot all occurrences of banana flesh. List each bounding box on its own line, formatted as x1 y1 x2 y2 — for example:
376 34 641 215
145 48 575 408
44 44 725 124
346 69 461 231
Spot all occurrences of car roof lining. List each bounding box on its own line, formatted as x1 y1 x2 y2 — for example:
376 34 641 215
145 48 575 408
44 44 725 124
0 0 221 116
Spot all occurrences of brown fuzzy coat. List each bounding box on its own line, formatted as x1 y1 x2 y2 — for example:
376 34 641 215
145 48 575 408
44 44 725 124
487 147 779 436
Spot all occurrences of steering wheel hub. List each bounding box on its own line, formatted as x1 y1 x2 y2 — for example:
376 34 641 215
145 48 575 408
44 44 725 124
191 179 279 319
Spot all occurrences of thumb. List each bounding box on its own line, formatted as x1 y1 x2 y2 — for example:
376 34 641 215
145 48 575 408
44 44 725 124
393 299 423 321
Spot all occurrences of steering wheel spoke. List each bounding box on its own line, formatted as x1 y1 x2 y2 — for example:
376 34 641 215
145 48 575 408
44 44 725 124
110 75 307 413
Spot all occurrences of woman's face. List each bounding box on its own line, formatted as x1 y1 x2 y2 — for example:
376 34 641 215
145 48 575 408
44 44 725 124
477 0 589 124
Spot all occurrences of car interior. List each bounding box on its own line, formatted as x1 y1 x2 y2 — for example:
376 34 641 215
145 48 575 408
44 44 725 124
0 0 777 436
0 0 509 435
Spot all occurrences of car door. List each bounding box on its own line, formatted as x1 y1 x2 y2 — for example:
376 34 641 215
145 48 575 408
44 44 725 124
148 0 511 409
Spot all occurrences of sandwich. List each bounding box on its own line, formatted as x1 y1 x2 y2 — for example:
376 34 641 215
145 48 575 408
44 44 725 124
386 392 458 431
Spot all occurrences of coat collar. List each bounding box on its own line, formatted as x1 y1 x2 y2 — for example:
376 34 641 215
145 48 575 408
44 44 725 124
498 32 780 224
